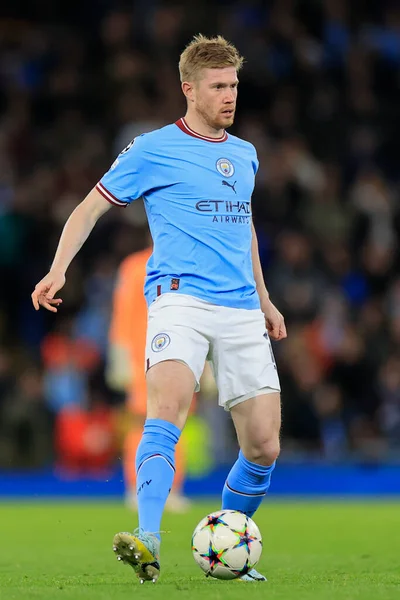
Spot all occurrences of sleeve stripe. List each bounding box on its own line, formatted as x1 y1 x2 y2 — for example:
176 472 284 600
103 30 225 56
96 182 128 207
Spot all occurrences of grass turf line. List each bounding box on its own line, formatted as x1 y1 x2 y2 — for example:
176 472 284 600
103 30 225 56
0 501 399 599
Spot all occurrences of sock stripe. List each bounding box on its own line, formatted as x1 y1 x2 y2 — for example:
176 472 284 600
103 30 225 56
225 481 266 498
137 453 175 476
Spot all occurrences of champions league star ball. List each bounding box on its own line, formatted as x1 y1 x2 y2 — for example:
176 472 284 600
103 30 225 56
191 510 263 580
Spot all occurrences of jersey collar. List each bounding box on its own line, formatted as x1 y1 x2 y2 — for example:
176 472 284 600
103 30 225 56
175 117 228 143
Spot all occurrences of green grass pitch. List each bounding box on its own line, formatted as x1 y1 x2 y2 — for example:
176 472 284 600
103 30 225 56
0 500 399 599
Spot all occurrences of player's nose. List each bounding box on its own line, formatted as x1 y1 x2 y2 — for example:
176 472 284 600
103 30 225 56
223 89 236 103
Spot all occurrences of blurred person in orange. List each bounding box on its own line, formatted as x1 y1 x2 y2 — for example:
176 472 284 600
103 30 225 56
107 236 190 512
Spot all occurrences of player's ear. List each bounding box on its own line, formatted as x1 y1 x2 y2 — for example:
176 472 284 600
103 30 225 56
182 81 195 102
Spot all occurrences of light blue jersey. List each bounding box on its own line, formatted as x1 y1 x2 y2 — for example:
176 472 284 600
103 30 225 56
97 118 260 309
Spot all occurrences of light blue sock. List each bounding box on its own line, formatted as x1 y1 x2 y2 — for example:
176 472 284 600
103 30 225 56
222 450 276 517
135 418 181 539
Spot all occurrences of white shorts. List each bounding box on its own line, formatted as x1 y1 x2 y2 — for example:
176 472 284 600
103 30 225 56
145 294 281 411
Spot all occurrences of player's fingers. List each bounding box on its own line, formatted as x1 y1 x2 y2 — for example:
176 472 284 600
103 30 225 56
48 298 62 305
31 291 40 311
279 319 287 340
32 286 49 310
38 294 59 312
267 320 281 340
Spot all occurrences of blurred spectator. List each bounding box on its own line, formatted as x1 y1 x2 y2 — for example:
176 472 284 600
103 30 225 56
41 316 101 414
0 0 399 469
268 229 326 322
54 393 116 475
0 364 53 468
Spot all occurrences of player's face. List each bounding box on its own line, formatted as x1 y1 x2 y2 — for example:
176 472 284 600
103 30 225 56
193 67 238 130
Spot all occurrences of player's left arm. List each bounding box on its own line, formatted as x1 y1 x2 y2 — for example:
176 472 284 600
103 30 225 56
251 221 287 341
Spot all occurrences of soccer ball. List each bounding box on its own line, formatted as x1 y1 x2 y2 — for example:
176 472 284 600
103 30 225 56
191 509 262 580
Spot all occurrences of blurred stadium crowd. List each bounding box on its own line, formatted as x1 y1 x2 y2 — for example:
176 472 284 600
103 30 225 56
0 0 400 473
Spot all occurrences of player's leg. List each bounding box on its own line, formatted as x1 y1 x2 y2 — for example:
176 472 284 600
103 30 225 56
135 359 195 536
113 294 210 582
224 391 281 517
114 360 196 582
123 377 189 513
124 425 190 513
224 392 280 582
213 306 280 515
212 305 281 581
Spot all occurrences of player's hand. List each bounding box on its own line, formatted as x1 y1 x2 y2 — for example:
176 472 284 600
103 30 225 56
31 270 65 312
261 297 287 341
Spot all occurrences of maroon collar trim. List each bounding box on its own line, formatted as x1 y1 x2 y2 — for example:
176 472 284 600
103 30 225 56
175 117 228 142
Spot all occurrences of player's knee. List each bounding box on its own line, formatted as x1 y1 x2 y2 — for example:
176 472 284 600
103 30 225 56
146 384 191 428
146 397 186 428
244 439 280 467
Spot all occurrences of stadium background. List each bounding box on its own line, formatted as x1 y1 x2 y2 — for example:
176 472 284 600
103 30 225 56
1 0 400 498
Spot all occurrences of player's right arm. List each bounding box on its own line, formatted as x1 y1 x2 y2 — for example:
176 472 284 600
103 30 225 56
32 133 152 312
31 187 112 312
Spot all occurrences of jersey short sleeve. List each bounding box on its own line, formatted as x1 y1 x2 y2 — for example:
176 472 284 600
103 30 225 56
96 135 151 207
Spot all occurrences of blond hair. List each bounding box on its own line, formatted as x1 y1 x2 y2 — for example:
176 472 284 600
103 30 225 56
179 34 244 82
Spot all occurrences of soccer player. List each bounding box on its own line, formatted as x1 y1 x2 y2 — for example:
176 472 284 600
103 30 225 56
31 35 286 583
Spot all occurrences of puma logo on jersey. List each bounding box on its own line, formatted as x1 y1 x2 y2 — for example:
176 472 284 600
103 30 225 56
222 180 237 194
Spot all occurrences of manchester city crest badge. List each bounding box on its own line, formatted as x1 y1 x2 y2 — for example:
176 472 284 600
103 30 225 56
216 158 235 177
